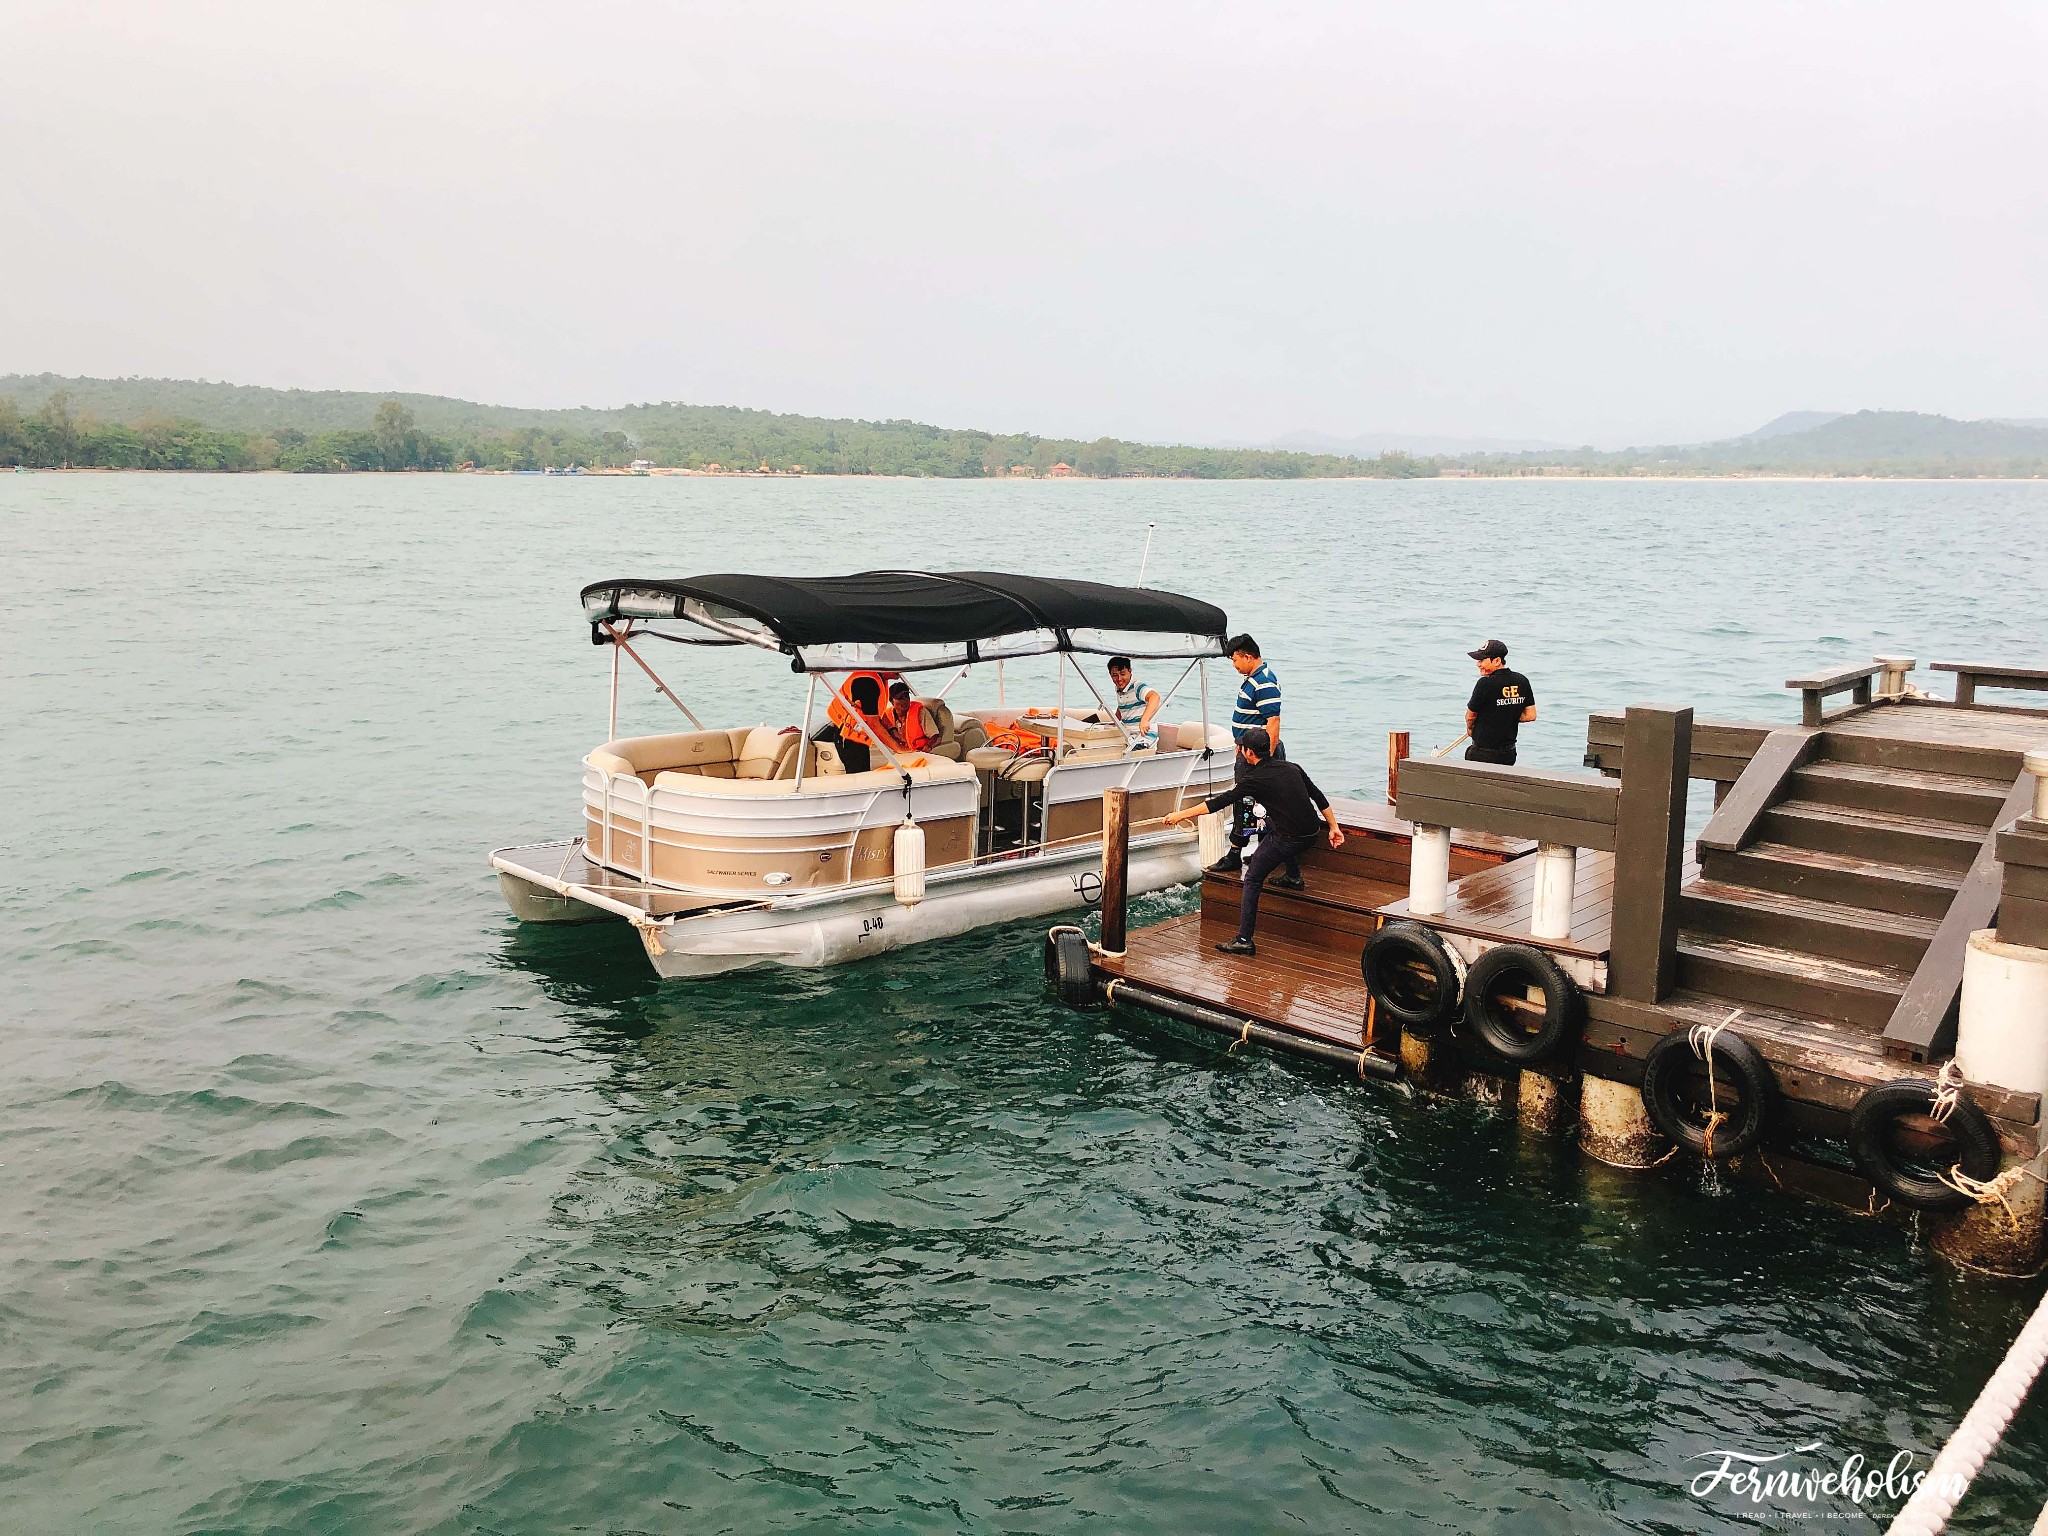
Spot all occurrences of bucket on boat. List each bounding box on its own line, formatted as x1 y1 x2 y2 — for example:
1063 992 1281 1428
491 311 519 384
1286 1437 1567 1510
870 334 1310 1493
893 818 926 905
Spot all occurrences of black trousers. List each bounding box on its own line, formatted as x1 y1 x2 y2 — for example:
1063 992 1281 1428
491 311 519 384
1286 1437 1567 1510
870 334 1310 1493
815 724 872 774
1230 737 1285 846
1465 743 1516 766
1236 831 1317 941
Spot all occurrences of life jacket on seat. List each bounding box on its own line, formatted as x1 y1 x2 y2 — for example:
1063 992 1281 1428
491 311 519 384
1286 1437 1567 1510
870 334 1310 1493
827 671 899 749
985 720 1052 755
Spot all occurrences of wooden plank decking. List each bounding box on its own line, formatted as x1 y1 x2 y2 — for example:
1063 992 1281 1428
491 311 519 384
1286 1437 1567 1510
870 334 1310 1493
1377 849 1621 960
1101 916 1371 1051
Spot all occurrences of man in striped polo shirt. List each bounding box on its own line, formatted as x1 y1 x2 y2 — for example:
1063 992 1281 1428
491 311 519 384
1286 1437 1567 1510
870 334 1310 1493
1093 656 1161 746
1208 633 1294 882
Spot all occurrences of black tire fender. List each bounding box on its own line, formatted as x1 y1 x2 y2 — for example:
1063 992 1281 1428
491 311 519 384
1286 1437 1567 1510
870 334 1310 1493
1849 1077 2001 1211
1641 1026 1776 1159
1459 943 1583 1066
1361 920 1463 1039
1043 925 1100 1011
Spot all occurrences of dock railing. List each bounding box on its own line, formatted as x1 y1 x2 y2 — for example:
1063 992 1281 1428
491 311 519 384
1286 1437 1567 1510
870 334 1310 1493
1785 661 1883 727
1397 706 1694 1001
1933 659 2048 707
1995 759 2048 950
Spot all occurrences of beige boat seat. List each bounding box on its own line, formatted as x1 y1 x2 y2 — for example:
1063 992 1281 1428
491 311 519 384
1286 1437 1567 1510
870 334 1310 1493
588 728 755 784
733 725 801 779
652 758 976 795
1154 723 1180 751
1176 720 1234 752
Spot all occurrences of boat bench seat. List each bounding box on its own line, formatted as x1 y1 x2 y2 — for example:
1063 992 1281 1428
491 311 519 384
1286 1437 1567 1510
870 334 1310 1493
590 727 803 784
652 757 976 795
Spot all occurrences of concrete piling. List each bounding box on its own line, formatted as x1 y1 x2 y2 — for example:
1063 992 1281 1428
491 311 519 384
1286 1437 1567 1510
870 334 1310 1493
1930 1150 2048 1276
1578 1075 1667 1167
1518 1068 1579 1134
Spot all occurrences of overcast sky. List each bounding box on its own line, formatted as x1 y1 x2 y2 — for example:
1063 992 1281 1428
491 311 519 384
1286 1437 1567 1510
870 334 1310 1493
6 2 2045 447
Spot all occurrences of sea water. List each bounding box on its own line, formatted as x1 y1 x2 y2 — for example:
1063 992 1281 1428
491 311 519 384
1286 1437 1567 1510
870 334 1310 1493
3 474 2045 1532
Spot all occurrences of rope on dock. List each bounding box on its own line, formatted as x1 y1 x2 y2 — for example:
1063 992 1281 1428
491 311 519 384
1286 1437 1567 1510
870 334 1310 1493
1884 1282 2048 1536
1925 1060 2044 1228
1686 1009 1742 1158
1930 1060 1966 1125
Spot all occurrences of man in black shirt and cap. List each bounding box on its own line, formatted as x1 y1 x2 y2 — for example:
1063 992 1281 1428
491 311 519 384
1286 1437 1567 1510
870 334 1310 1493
1464 639 1536 765
1164 734 1345 957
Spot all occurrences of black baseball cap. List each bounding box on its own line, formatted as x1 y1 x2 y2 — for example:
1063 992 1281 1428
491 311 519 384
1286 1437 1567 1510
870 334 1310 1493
1468 639 1508 660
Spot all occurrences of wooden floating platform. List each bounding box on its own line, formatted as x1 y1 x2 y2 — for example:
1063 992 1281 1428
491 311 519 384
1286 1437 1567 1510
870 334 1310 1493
1073 672 2048 1272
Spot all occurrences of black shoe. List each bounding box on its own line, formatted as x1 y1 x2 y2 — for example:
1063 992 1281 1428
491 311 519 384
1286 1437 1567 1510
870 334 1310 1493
1204 853 1243 876
1271 873 1306 891
1215 937 1257 957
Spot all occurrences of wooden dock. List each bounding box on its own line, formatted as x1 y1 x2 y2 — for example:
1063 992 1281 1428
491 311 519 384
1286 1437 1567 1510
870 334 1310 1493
1059 658 2048 1273
1095 800 1525 1055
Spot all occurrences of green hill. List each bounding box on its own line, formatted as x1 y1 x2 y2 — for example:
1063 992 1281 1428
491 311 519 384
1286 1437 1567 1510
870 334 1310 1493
1726 410 2048 464
0 374 1423 478
1454 410 2048 478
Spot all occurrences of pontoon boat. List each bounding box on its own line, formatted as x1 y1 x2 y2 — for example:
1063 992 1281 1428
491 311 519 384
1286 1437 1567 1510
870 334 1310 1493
489 571 1239 977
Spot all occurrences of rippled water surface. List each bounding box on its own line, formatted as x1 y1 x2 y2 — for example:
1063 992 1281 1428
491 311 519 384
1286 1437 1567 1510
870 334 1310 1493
4 475 2046 1533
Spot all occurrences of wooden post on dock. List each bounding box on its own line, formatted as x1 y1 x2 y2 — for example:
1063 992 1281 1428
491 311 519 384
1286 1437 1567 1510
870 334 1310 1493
1099 786 1130 956
1387 731 1410 805
1607 705 1693 1003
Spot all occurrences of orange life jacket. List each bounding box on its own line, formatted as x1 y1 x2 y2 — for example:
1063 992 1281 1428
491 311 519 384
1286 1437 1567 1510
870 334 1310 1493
986 721 1051 754
897 698 941 753
827 671 900 748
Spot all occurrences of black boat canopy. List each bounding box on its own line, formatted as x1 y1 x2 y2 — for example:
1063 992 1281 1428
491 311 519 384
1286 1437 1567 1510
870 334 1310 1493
580 570 1228 671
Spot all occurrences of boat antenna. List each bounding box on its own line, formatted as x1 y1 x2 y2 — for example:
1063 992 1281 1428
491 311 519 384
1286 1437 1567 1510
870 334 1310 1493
1136 522 1157 588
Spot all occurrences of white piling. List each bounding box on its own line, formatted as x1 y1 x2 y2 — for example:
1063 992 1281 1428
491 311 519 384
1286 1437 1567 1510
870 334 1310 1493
1874 653 1917 700
1956 929 2048 1102
1409 825 1451 917
1531 843 1578 942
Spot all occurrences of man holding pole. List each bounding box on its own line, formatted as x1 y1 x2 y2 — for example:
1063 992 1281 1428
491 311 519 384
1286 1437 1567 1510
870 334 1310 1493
1464 639 1536 766
1166 734 1344 957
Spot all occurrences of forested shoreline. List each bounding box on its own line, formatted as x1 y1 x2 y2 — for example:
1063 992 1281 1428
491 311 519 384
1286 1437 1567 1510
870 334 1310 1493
0 386 1420 478
5 378 2045 479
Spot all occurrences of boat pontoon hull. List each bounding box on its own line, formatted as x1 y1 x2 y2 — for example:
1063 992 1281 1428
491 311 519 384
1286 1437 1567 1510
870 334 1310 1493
492 832 1207 977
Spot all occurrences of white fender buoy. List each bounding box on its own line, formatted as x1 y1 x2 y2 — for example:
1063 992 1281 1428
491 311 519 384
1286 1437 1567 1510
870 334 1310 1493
1197 809 1230 867
893 817 926 906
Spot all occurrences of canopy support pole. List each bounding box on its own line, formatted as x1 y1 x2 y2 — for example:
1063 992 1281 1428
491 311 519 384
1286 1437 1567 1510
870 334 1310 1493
1154 657 1200 719
933 664 971 701
1199 660 1211 753
608 623 622 740
795 675 817 790
997 659 1005 708
604 623 705 730
1069 656 1135 749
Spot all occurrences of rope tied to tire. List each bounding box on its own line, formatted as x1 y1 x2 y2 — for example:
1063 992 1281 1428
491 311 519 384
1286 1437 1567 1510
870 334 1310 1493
1929 1059 1966 1125
1934 1161 2047 1231
1685 1008 1743 1159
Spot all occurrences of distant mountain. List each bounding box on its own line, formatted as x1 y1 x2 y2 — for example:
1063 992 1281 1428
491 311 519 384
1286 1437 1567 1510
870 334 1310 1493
1268 429 1567 457
1710 410 2048 463
1739 410 1844 441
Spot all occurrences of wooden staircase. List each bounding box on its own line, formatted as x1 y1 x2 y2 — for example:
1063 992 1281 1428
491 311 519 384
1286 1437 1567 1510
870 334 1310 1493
1676 728 2022 1058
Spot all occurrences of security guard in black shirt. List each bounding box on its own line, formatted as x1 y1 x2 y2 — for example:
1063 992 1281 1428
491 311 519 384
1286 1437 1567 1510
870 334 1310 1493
1464 639 1536 765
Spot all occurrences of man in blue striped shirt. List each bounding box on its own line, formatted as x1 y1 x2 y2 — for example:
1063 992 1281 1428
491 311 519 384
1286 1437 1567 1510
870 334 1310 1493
1208 633 1292 880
